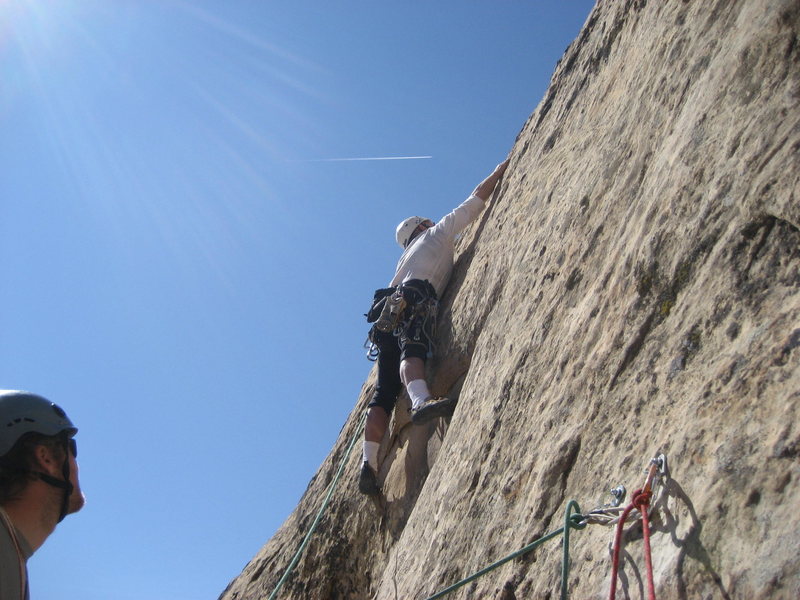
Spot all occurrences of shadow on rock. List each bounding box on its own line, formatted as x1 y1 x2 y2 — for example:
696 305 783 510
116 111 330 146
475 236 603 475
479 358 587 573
378 406 454 543
655 478 732 600
613 477 732 600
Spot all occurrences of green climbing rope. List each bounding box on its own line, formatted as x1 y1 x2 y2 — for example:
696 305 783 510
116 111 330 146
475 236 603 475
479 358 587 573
265 414 586 600
423 500 585 600
267 410 368 600
560 500 584 600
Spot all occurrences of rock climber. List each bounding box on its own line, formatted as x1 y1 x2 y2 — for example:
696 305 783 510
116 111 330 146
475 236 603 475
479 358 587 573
360 158 510 495
0 390 85 599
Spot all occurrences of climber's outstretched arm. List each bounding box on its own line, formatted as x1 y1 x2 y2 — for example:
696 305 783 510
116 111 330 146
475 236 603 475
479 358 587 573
473 158 510 201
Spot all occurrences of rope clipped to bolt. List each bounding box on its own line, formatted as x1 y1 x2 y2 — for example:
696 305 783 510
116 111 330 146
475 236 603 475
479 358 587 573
423 500 586 600
608 456 666 600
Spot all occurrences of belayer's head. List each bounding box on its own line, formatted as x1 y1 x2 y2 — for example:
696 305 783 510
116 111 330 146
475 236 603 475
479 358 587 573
0 390 84 522
395 216 434 249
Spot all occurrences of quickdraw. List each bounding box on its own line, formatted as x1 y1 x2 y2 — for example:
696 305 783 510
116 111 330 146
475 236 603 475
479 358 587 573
607 454 668 600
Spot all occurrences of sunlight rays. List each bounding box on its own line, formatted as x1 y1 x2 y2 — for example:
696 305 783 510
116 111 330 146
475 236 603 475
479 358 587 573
2 0 324 278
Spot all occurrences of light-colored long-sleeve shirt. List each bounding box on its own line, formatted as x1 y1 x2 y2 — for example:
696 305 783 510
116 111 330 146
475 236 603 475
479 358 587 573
390 194 486 298
0 508 32 600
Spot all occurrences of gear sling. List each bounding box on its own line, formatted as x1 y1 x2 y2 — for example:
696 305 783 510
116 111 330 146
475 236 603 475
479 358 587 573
365 279 438 362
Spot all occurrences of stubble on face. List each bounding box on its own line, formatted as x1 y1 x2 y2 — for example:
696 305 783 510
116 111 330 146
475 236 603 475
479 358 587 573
67 455 86 515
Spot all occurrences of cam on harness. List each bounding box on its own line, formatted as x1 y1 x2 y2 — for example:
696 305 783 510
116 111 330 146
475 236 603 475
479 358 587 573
365 279 438 361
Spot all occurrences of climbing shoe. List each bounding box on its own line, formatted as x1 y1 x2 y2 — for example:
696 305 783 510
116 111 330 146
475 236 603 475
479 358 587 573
358 461 380 496
411 396 458 425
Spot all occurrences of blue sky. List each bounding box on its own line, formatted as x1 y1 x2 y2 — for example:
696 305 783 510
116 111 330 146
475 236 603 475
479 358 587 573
0 2 594 598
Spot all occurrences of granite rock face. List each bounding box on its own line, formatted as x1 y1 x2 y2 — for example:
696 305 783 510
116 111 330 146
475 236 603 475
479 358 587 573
221 1 800 598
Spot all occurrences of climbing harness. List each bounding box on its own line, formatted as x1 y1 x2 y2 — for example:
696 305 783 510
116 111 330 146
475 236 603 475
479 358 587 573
396 280 438 355
423 500 585 600
364 280 438 361
266 411 367 600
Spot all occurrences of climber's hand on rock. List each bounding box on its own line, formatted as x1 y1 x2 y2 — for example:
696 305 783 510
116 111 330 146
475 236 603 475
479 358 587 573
474 158 510 200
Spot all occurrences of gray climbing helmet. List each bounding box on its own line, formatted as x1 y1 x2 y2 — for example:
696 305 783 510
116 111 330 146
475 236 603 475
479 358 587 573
0 390 78 457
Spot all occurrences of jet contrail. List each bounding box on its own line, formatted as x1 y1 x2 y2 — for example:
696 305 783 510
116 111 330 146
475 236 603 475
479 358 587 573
306 155 433 162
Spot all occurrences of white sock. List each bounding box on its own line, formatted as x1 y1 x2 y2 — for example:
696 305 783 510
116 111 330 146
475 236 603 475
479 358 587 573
407 379 431 410
363 441 380 471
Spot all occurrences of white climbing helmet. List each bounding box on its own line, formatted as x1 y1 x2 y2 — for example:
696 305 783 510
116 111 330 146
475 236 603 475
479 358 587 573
395 216 429 249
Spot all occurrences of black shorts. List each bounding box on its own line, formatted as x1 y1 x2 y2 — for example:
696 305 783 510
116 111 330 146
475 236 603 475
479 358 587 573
368 279 436 415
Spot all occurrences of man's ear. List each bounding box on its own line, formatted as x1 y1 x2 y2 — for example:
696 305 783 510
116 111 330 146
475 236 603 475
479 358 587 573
31 444 62 477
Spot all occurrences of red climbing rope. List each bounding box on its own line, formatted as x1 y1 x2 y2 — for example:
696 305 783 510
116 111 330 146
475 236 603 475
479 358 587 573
608 491 637 600
635 489 656 600
608 465 658 600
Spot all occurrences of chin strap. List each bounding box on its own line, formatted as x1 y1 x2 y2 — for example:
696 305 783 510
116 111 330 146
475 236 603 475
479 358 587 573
34 452 73 523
